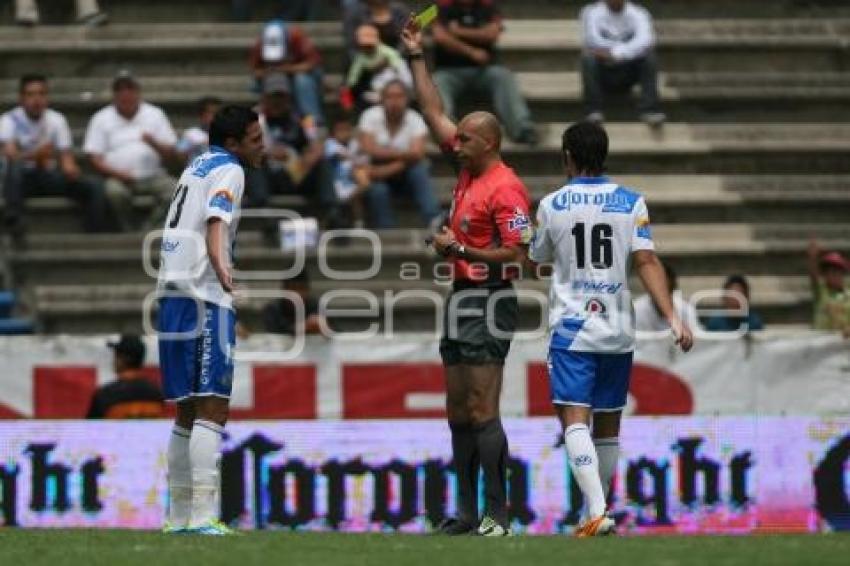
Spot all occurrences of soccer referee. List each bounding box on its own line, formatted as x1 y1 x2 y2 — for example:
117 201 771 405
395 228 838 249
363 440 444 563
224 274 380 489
401 19 533 537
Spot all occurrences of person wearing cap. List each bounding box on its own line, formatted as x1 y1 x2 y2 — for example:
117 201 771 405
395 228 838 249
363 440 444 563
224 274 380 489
83 72 179 231
248 73 327 216
808 239 850 335
86 335 164 419
343 23 412 114
1 74 111 244
249 19 325 126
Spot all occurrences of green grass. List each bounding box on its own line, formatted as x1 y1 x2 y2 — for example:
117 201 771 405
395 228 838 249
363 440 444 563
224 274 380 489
0 530 847 566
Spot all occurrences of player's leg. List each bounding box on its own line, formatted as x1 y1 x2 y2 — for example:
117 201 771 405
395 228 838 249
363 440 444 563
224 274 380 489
466 363 509 535
187 302 236 534
589 352 632 505
591 410 621 503
549 349 611 535
443 363 479 533
158 296 202 532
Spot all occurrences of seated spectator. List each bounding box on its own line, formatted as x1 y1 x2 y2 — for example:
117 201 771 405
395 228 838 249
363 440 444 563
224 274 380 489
634 261 699 333
83 72 178 231
342 24 413 114
807 240 849 335
249 19 325 126
343 0 410 58
325 116 371 229
15 0 107 26
248 74 327 210
580 0 665 126
86 335 164 419
704 274 764 332
357 80 440 229
431 0 537 145
176 96 223 165
232 0 319 22
263 271 327 336
1 74 110 243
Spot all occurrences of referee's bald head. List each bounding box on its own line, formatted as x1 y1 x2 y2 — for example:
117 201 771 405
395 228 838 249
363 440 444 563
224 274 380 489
461 111 502 151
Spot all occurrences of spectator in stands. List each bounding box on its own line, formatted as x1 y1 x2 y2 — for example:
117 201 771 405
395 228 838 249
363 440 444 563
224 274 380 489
431 0 538 146
249 73 327 210
1 74 110 243
263 270 327 336
704 274 764 332
357 80 440 229
342 24 413 114
83 72 178 231
176 96 223 165
634 261 699 333
343 0 410 58
807 240 850 336
325 116 371 229
15 0 107 26
249 19 325 126
86 335 164 419
580 0 665 127
232 0 319 22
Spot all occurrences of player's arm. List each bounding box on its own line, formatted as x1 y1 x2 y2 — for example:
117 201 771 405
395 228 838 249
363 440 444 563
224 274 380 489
633 249 693 351
206 218 233 293
401 17 457 146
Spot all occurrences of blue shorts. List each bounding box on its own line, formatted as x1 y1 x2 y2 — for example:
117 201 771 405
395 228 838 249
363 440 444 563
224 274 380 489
158 297 235 401
547 349 633 411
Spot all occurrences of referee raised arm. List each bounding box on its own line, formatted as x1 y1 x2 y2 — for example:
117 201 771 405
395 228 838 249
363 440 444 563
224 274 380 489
401 18 532 537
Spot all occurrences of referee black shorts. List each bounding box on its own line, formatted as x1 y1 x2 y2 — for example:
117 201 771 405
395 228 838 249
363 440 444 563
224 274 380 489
439 280 519 366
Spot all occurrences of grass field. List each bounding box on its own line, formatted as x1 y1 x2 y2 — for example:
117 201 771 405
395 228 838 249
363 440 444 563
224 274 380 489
0 530 848 566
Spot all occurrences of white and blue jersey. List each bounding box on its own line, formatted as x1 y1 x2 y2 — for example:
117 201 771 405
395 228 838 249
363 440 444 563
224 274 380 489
157 146 244 401
530 176 655 409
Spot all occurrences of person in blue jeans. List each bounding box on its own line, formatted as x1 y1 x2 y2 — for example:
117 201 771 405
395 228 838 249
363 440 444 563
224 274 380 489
357 80 440 228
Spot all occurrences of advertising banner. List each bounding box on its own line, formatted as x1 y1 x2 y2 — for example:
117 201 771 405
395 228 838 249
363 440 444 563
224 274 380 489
0 418 847 533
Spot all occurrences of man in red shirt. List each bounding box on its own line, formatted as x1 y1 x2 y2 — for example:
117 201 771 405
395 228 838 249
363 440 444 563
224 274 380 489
402 19 532 537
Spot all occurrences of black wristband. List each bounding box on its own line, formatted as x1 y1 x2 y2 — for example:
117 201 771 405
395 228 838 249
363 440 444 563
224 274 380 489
406 51 425 60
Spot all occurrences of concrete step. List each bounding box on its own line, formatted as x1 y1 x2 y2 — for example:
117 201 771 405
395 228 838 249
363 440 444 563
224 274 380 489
9 71 850 127
1 19 849 77
8 224 850 291
30 273 817 334
3 0 848 25
5 174 850 234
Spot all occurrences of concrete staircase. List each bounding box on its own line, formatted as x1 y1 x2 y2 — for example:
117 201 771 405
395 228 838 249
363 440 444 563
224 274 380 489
1 0 848 333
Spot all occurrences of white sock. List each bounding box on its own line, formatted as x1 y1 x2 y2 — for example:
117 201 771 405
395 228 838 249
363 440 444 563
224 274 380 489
594 437 620 501
167 425 192 527
189 419 223 527
564 423 606 518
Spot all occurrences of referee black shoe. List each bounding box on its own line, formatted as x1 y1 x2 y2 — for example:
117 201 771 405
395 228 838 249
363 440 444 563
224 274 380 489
434 517 476 536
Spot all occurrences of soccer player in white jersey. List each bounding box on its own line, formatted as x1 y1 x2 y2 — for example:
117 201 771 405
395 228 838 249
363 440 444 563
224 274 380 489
157 105 263 535
529 121 693 537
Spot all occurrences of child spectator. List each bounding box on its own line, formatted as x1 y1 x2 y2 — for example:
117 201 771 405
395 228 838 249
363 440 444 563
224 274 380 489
342 24 412 114
808 240 850 336
176 96 222 165
324 116 371 229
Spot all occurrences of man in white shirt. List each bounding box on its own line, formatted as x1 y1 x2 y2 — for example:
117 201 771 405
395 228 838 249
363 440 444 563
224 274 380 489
529 121 692 536
1 74 110 242
633 261 700 334
158 105 264 536
580 0 664 126
84 72 178 231
357 79 440 228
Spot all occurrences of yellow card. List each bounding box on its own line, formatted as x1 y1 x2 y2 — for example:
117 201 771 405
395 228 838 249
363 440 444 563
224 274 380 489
414 4 438 29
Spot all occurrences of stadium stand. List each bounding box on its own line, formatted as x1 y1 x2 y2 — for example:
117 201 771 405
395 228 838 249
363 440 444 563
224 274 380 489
0 0 849 334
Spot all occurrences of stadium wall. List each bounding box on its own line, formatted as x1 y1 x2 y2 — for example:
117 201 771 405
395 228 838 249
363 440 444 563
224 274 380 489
0 333 848 418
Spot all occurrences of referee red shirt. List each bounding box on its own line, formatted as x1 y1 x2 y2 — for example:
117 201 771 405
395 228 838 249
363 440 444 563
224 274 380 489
448 161 532 282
